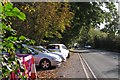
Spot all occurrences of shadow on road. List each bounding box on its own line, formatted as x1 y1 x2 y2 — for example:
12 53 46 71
72 49 120 56
72 49 100 53
103 67 119 78
71 49 119 61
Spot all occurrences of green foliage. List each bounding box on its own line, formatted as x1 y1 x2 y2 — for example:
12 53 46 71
87 28 120 52
19 36 26 41
103 2 119 35
62 2 104 47
62 2 119 48
6 2 119 52
0 2 3 13
1 2 35 78
88 28 107 47
2 2 26 53
12 7 26 21
3 3 26 20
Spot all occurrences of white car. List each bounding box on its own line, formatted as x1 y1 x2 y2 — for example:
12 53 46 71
35 46 67 62
47 44 70 60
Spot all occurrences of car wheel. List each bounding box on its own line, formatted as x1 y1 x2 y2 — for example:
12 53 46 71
40 59 51 69
67 53 70 58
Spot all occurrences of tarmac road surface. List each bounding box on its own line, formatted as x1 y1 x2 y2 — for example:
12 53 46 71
74 49 119 78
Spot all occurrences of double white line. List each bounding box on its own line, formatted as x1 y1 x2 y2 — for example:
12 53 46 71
78 53 97 80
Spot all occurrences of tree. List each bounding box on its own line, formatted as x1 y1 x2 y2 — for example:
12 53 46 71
88 28 107 48
62 2 118 47
9 2 119 49
11 2 73 45
1 2 35 78
103 2 119 37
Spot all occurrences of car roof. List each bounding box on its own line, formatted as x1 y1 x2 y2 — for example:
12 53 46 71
35 46 44 48
49 44 63 46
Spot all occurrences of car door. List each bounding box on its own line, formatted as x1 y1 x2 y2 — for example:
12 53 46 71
28 48 41 66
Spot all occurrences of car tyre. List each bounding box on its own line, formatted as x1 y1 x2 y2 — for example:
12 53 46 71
40 59 51 70
67 53 70 58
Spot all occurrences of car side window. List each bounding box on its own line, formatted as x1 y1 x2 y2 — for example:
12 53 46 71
29 48 38 55
47 45 60 49
16 48 30 54
62 45 67 49
55 45 60 49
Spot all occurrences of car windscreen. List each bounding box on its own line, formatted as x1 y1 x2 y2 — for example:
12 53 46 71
47 45 60 49
32 46 46 53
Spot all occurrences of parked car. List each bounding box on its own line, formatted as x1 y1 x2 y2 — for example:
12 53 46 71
35 46 66 62
47 44 70 59
26 46 62 69
3 44 62 70
84 45 92 49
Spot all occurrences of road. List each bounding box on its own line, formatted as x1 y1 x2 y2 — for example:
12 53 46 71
73 49 119 78
36 49 119 79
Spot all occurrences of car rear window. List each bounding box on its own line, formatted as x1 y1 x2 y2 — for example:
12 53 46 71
47 45 60 49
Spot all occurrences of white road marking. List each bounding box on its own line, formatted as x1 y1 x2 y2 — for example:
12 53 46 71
81 54 98 80
78 53 90 80
78 53 98 80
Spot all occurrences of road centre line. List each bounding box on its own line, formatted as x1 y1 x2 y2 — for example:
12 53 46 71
80 54 98 80
79 53 98 80
78 53 90 79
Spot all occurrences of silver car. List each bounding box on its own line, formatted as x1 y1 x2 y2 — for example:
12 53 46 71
28 46 62 69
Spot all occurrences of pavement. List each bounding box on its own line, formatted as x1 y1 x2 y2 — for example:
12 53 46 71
56 52 86 78
36 52 86 78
